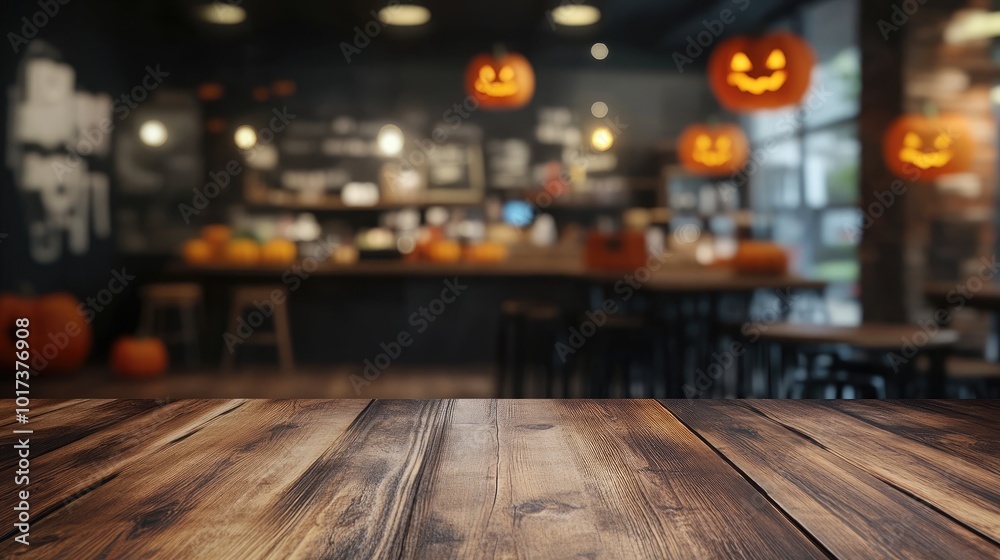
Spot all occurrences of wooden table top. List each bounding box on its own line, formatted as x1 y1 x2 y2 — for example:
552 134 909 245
755 322 960 349
3 399 997 559
925 281 1000 310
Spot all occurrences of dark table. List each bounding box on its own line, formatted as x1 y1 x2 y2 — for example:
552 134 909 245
3 399 997 558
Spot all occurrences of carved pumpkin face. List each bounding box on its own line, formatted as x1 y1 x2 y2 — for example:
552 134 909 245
465 52 535 109
708 32 814 111
678 123 749 175
883 113 973 180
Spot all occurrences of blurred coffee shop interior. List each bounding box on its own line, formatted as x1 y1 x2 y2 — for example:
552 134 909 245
2 0 1000 399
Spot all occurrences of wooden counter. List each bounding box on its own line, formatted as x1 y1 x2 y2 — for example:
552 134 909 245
170 260 827 292
2 399 997 558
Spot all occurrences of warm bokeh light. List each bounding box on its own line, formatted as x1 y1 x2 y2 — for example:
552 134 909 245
591 126 614 151
377 124 404 156
196 3 246 25
234 125 257 150
552 5 601 26
591 42 609 60
378 4 431 26
590 101 608 118
139 120 168 147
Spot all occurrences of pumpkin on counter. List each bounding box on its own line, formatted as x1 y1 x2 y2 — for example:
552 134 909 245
464 242 508 264
224 238 261 265
0 292 91 375
201 224 232 258
182 239 214 265
261 238 297 265
111 337 168 379
731 241 789 276
426 240 462 263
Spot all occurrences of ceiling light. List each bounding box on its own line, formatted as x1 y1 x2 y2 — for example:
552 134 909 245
591 126 613 151
234 125 257 150
378 4 431 26
591 42 609 60
552 5 601 27
196 4 247 25
377 124 404 156
591 101 608 118
139 120 167 147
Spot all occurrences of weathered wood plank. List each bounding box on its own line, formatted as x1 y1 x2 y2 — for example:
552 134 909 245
822 400 1000 476
0 399 246 541
0 399 159 473
664 399 1000 559
0 399 371 559
905 400 999 428
402 399 826 559
745 400 1000 544
0 399 81 427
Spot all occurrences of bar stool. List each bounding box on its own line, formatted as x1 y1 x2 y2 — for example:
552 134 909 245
751 323 958 398
496 299 566 398
221 285 294 373
139 283 203 368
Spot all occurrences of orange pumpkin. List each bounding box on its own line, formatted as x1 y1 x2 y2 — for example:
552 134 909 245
427 240 462 263
197 82 224 101
111 337 168 379
201 225 231 258
465 52 535 109
708 32 814 112
463 242 508 263
182 239 214 265
272 79 297 97
0 292 91 375
261 238 297 265
883 113 973 181
678 123 749 175
731 241 788 276
225 239 261 265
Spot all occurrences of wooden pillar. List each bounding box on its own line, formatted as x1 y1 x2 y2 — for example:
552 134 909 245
858 1 907 323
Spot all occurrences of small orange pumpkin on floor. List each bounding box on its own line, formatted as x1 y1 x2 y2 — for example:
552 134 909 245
111 337 168 379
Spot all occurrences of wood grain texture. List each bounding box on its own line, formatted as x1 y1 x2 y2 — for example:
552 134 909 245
0 399 246 540
744 400 1000 544
402 399 826 559
905 400 1000 429
0 399 79 427
0 400 371 559
663 399 1000 559
821 400 1000 475
0 399 159 473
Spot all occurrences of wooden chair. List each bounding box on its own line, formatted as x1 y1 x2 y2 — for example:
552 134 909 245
221 285 294 373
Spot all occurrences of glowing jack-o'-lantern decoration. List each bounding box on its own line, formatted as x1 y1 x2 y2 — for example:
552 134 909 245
883 112 973 180
678 123 749 175
708 32 814 112
465 51 535 109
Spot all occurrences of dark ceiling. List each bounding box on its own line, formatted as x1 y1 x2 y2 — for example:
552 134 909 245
4 0 820 83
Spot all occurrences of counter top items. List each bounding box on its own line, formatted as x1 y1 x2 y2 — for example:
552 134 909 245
5 399 997 558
